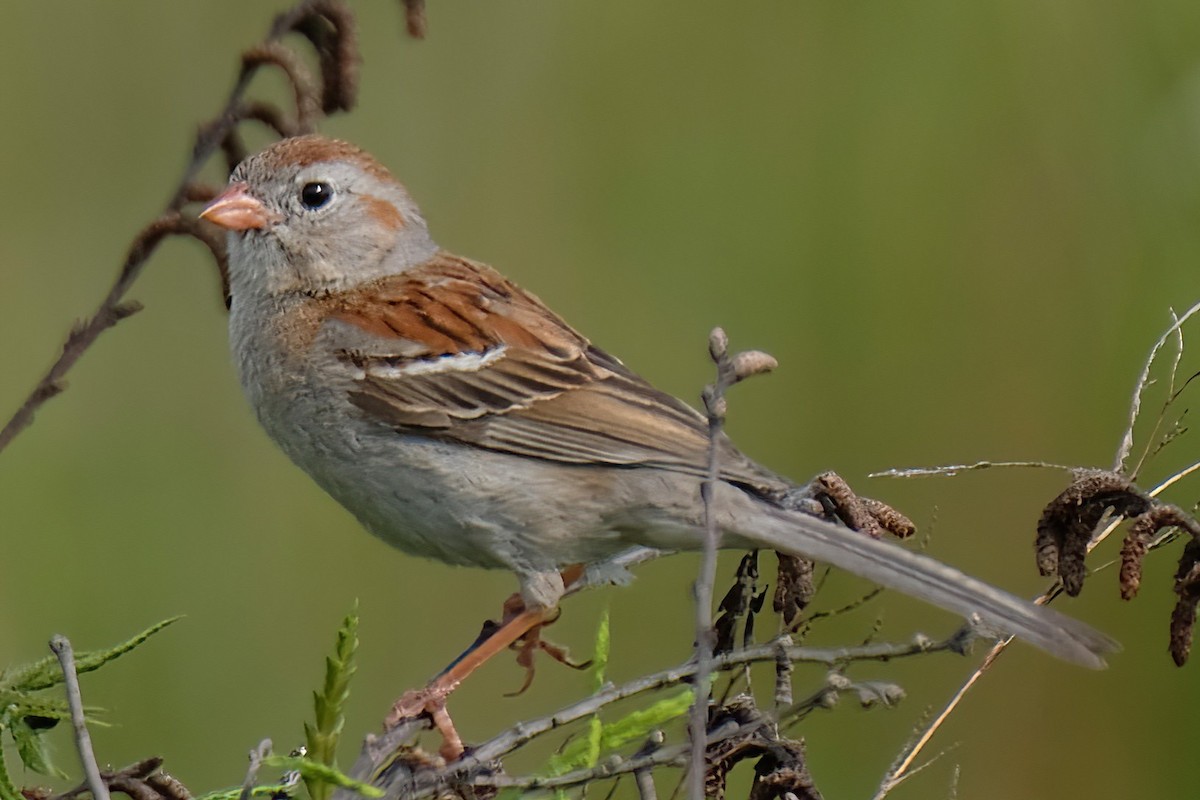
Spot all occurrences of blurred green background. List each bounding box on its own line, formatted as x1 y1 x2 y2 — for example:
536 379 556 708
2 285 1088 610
2 2 1200 797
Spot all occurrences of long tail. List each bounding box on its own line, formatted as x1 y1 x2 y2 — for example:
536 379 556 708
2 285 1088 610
738 500 1119 668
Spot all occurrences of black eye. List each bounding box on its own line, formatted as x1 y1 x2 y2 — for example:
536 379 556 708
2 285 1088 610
300 182 333 210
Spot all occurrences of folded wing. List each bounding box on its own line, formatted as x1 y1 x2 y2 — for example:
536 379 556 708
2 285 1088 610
320 252 779 490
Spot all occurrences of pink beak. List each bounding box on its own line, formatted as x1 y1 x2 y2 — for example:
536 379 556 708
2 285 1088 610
200 183 276 231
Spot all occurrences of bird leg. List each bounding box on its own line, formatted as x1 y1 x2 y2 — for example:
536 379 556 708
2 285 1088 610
461 563 592 689
385 564 588 761
504 603 592 697
387 603 550 759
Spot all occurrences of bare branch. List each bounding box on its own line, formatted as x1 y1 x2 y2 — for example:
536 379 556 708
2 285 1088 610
871 306 1200 793
240 43 322 132
871 459 1075 480
52 758 186 800
688 327 779 800
49 635 110 800
873 638 1006 800
352 632 954 800
1115 300 1200 474
238 740 273 800
291 1 361 112
0 0 392 457
633 732 665 800
687 326 733 800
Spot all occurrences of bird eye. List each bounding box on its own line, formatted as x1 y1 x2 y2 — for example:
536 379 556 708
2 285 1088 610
300 182 333 210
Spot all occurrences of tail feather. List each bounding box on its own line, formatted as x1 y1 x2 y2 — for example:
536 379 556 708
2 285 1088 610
741 501 1119 668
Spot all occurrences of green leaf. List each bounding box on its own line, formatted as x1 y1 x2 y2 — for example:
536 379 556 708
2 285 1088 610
304 603 360 800
544 716 602 778
543 688 693 779
0 696 69 724
0 621 178 800
3 617 180 693
194 783 296 800
597 688 693 752
589 610 610 693
264 756 382 798
543 612 610 778
10 718 66 778
0 731 22 800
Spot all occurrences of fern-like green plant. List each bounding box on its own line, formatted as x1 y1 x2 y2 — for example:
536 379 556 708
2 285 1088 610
201 608 369 800
265 755 381 798
0 618 180 800
193 754 383 800
496 612 694 800
303 603 359 800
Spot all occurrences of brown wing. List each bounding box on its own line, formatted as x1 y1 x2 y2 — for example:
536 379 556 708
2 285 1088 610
325 252 781 490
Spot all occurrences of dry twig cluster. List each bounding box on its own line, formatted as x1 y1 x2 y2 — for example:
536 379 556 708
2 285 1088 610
870 302 1200 797
1038 469 1200 665
1033 303 1200 666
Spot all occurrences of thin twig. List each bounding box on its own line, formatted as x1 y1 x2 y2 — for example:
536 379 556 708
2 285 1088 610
877 460 1200 795
773 636 794 712
240 43 322 132
239 740 273 800
0 0 371 458
470 718 771 794
870 460 1075 480
1128 308 1188 480
476 746 689 792
1148 457 1200 496
634 769 659 800
633 732 664 800
872 636 1005 799
875 743 958 797
1115 300 1200 474
394 632 952 798
876 307 1200 795
49 635 110 800
52 758 180 800
682 331 779 799
687 327 731 800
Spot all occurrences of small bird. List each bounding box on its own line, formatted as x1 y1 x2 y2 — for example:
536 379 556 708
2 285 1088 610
201 135 1116 754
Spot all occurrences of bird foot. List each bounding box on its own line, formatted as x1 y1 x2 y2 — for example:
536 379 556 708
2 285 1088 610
490 589 592 696
504 612 592 697
382 567 588 760
386 686 465 762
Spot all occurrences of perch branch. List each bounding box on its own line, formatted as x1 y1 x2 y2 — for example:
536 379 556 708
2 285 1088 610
382 632 952 799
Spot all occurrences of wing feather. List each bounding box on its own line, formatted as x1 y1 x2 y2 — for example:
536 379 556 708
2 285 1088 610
321 252 781 491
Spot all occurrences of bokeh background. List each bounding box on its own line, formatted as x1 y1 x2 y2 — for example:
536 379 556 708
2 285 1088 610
3 2 1200 797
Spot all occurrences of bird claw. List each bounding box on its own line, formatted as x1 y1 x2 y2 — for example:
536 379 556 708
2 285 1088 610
504 626 593 697
385 686 465 762
386 686 439 726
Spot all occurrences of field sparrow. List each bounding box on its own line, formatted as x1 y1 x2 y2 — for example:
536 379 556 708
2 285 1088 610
201 136 1115 753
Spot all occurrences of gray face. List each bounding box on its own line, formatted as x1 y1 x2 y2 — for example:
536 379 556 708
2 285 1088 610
225 143 438 296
